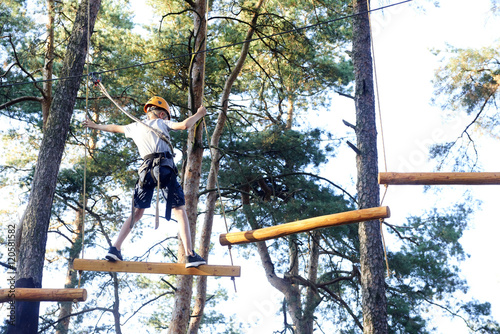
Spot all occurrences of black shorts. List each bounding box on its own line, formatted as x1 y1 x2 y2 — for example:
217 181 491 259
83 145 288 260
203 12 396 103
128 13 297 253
133 166 185 209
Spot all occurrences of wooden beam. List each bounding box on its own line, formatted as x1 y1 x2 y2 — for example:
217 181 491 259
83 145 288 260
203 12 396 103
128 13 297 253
219 206 390 246
379 172 500 185
0 288 87 303
73 259 241 277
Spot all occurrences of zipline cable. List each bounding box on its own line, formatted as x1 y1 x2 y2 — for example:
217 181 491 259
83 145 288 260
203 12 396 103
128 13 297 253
0 0 413 89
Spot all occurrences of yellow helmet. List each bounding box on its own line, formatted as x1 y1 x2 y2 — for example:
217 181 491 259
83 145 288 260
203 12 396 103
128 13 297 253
144 96 170 117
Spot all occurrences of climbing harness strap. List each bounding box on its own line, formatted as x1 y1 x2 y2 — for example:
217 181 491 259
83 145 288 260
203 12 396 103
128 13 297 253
131 152 177 229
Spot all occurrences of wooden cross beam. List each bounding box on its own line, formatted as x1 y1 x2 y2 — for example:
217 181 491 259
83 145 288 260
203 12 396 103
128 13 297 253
219 206 390 246
0 288 87 303
73 259 241 277
378 172 500 185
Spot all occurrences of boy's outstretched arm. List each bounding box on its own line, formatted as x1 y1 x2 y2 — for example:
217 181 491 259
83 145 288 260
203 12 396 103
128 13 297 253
83 117 125 133
170 105 207 130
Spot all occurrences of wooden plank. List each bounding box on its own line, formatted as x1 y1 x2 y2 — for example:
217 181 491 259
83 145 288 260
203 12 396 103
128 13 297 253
0 288 87 303
73 259 241 277
378 172 500 185
220 206 390 246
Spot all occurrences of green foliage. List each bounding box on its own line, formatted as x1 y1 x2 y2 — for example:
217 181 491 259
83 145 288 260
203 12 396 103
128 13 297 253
431 43 500 167
385 203 500 333
433 44 500 116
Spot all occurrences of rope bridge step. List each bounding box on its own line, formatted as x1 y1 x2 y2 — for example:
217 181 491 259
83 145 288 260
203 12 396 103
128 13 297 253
219 206 390 246
379 172 500 185
73 259 241 277
0 288 87 303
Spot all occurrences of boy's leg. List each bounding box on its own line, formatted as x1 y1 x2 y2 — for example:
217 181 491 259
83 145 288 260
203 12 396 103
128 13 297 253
113 208 145 250
172 205 193 256
172 205 206 268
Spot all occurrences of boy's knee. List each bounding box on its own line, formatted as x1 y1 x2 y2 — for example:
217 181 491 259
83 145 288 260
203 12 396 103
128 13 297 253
134 208 145 219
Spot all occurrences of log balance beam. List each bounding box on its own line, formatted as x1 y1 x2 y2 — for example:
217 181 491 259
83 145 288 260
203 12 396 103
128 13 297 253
219 206 390 246
73 259 241 277
378 172 500 185
0 288 87 303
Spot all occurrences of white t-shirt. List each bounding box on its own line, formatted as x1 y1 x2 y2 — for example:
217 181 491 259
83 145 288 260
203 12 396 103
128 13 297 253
124 119 174 158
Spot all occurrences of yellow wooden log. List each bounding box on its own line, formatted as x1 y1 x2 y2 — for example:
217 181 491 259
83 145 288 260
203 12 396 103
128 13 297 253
73 259 241 277
219 206 390 246
378 172 500 185
0 288 87 303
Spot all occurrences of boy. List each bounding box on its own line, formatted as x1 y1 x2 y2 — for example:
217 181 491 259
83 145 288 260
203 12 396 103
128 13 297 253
83 96 207 268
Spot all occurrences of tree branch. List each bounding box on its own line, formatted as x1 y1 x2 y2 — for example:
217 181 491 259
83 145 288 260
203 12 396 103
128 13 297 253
122 291 174 325
0 96 44 110
38 307 113 333
286 270 363 331
6 35 44 94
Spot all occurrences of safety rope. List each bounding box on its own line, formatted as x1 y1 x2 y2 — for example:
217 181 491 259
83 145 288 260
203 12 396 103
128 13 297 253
91 78 176 156
365 0 391 278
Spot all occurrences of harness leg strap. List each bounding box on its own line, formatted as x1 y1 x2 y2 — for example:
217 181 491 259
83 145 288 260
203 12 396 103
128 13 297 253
130 195 136 229
154 165 161 229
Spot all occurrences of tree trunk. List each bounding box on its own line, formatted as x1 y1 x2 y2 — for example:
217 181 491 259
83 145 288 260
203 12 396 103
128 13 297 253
299 231 321 333
8 1 101 333
188 2 266 332
55 211 83 334
168 0 207 332
286 93 294 130
111 273 123 334
240 192 305 330
352 1 387 333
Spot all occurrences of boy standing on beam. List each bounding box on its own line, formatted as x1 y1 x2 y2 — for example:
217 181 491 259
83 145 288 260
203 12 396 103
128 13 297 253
83 96 207 268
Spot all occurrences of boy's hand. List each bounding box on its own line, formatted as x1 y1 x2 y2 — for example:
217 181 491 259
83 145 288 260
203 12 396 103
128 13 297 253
197 105 207 117
82 117 97 129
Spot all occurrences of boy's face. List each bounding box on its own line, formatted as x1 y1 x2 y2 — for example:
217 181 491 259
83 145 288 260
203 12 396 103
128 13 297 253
148 106 170 120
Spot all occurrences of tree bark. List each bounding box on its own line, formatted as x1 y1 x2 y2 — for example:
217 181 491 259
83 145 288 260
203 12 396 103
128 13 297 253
286 93 294 130
111 273 123 334
240 193 305 331
188 2 266 332
168 0 207 333
300 231 321 333
352 1 387 333
8 1 101 333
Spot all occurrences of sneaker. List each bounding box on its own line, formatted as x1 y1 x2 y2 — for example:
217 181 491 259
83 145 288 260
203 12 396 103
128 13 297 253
186 251 206 268
105 246 123 262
